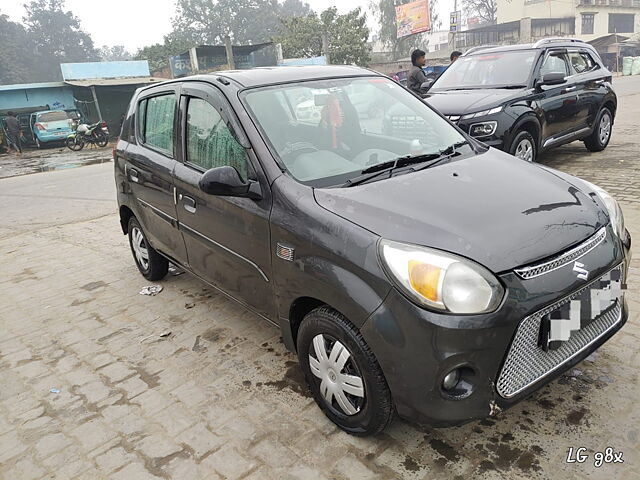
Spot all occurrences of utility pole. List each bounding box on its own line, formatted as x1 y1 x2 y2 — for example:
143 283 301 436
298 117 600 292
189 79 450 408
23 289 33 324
322 32 331 65
452 0 457 50
225 35 235 70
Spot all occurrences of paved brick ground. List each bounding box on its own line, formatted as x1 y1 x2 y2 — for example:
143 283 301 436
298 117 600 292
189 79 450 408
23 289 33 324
1 77 639 479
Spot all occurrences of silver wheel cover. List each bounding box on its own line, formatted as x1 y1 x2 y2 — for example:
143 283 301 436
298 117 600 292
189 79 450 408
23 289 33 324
515 138 534 162
131 226 150 270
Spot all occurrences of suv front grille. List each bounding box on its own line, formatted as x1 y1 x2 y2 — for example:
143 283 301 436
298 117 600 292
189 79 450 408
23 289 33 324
514 227 607 280
496 266 623 398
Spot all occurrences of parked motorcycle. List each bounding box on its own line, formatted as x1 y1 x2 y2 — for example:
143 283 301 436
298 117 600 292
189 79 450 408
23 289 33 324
66 121 109 151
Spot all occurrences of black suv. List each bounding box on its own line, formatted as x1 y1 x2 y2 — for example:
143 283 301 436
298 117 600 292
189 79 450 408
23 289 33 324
424 38 617 162
115 66 630 436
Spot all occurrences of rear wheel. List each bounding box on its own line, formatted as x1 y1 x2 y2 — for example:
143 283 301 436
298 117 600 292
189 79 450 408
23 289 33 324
584 107 612 152
509 130 537 162
127 217 168 281
96 132 109 147
297 306 394 436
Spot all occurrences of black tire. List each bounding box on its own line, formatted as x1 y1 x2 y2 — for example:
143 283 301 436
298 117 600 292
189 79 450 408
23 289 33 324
509 130 537 162
127 217 168 281
297 306 394 436
96 132 109 148
584 107 613 152
66 136 84 151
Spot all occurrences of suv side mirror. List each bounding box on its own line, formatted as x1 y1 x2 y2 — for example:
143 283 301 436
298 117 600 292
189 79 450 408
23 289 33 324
538 72 567 87
199 166 262 200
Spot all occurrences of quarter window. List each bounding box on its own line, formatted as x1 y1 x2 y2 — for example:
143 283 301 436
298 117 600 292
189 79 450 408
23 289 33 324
582 13 594 35
185 97 249 180
138 94 176 156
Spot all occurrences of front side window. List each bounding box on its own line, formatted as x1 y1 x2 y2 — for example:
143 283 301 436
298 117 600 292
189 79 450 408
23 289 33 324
432 50 538 90
139 94 176 155
243 77 466 186
185 97 248 180
582 13 594 35
539 52 569 78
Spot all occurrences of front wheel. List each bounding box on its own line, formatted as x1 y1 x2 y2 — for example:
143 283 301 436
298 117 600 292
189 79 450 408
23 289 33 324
66 136 84 151
584 107 612 152
509 130 537 162
297 307 394 436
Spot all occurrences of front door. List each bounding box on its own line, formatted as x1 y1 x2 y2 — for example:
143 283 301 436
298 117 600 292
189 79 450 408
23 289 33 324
122 86 188 265
536 50 579 145
173 82 276 319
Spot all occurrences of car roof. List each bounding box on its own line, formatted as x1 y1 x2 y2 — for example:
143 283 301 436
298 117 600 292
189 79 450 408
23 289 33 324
151 65 381 90
465 40 594 57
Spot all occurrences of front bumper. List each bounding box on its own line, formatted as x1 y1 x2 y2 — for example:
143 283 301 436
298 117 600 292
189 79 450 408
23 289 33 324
361 226 631 427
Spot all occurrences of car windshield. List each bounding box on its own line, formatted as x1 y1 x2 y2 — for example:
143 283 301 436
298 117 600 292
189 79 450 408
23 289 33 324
433 50 538 90
243 77 466 187
37 111 69 122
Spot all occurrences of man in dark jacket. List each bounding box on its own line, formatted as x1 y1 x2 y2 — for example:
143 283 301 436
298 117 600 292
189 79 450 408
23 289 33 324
4 112 22 155
407 49 428 94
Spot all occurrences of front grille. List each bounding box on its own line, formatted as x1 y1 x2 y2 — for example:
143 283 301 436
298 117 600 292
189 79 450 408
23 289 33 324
496 268 623 398
514 227 607 280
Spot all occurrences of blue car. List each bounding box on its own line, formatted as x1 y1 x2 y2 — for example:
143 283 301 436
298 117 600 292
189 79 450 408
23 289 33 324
30 110 74 148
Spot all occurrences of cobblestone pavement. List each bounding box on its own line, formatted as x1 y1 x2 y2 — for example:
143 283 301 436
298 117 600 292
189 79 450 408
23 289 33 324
1 77 639 480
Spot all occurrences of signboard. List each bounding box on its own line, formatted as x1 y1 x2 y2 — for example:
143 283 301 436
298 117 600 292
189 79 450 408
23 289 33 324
170 54 193 78
450 10 461 33
395 0 430 39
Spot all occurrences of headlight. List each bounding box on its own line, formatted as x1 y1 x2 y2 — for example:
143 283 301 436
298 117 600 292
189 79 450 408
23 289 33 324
379 240 505 314
583 180 625 238
469 121 497 137
460 106 503 120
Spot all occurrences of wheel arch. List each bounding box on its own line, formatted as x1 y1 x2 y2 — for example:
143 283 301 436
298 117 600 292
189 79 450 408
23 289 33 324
510 115 541 151
119 205 135 235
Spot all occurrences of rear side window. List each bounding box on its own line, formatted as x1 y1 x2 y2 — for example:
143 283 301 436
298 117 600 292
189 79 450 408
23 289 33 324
568 51 597 74
137 94 176 156
185 97 248 180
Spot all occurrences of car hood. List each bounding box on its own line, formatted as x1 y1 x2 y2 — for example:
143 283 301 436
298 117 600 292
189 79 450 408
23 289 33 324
424 88 524 116
314 149 608 273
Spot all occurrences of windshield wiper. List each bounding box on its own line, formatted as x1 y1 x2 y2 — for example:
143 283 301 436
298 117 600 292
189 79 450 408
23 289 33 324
342 141 470 188
342 153 441 188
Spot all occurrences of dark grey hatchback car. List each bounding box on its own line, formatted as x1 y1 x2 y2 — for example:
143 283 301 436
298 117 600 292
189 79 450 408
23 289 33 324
115 66 631 436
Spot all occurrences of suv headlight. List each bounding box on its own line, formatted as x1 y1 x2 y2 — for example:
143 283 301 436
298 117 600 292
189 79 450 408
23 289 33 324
379 240 505 314
469 121 497 137
583 180 625 238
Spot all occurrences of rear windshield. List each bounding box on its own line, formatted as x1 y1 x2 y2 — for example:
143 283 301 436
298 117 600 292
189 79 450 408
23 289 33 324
37 111 69 122
433 50 538 90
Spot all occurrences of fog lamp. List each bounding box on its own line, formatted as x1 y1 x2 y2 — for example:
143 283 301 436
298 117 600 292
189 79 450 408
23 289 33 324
442 369 461 391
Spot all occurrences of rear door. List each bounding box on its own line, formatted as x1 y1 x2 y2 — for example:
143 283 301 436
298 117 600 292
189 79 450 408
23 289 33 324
567 49 605 132
122 85 188 264
173 82 276 319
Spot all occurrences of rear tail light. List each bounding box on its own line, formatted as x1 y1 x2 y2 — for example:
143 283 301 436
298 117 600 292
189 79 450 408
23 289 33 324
35 123 45 131
100 122 108 128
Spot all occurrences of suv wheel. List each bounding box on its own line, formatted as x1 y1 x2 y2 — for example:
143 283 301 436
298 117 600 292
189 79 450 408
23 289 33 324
128 217 168 281
584 107 612 152
509 130 536 162
297 306 394 436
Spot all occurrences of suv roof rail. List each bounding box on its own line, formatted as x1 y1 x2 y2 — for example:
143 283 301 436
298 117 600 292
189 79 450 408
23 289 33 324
533 38 586 48
463 45 498 56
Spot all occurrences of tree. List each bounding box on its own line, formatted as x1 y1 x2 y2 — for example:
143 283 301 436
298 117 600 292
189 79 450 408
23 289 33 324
277 7 371 66
374 0 442 59
0 13 34 84
462 0 497 25
168 0 313 46
22 0 100 81
134 39 191 74
99 45 133 62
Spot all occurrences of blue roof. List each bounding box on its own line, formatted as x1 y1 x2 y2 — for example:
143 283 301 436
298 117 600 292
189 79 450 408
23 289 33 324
0 82 68 91
60 61 150 81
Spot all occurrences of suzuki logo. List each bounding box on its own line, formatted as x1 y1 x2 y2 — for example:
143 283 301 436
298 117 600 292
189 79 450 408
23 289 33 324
573 261 589 280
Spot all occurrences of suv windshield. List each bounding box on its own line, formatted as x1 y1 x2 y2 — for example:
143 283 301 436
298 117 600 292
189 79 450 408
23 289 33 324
433 50 538 90
243 77 466 187
37 111 69 122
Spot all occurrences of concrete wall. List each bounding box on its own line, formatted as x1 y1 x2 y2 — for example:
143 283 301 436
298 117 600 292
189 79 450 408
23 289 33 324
0 85 76 114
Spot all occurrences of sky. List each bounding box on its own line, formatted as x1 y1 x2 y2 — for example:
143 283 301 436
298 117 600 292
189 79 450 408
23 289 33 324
0 0 453 52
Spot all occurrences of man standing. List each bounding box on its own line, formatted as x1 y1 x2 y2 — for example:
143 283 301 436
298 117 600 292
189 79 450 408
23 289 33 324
408 49 428 94
450 51 462 64
4 112 22 155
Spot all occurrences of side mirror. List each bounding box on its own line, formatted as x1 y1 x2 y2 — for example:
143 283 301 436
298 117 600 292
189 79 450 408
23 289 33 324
538 72 566 88
198 166 262 200
420 79 434 93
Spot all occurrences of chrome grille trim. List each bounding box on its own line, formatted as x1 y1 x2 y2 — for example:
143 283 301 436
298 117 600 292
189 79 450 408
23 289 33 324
514 227 607 279
496 266 623 398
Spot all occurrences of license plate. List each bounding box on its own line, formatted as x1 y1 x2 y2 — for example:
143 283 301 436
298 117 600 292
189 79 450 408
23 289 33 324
539 267 623 351
54 131 66 136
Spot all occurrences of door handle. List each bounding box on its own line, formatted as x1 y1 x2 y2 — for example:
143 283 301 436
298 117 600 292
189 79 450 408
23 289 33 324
563 86 577 92
182 195 197 214
129 167 140 183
